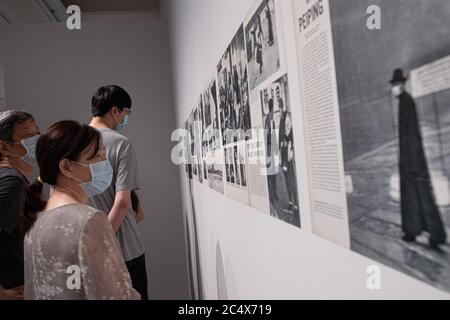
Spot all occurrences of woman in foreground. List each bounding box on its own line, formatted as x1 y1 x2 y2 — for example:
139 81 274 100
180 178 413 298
23 121 140 300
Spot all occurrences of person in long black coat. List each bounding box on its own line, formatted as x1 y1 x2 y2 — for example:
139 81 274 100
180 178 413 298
265 90 278 204
390 69 447 249
279 112 298 213
265 3 274 46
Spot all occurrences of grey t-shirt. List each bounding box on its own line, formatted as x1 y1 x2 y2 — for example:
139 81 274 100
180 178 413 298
87 128 144 262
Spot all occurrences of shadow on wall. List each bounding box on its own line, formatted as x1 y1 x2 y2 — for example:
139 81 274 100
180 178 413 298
216 241 239 300
216 242 228 300
185 176 204 300
184 168 239 300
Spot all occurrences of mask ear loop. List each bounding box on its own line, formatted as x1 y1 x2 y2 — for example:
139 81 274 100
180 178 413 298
113 108 123 125
112 113 120 126
68 160 90 184
2 142 27 160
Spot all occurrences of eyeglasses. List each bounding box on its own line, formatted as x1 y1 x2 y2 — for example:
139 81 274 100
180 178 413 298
124 109 132 116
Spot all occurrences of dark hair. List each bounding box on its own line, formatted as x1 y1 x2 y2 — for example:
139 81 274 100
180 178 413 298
0 110 34 161
131 191 140 212
21 121 101 233
91 85 132 117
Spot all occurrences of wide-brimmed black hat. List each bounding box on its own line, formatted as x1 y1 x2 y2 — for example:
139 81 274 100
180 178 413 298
389 68 408 84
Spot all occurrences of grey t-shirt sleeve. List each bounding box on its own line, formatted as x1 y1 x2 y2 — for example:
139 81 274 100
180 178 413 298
115 139 140 192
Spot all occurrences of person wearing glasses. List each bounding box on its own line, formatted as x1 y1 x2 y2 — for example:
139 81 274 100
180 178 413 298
0 110 40 300
88 85 148 299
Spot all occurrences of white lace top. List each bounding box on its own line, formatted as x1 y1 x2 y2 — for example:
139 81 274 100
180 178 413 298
24 203 140 300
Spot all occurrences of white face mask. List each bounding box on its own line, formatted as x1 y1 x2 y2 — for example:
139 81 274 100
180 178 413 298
391 85 402 97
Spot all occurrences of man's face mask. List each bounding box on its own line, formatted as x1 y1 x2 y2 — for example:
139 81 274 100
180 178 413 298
115 114 129 132
8 135 39 167
391 84 402 97
114 108 131 132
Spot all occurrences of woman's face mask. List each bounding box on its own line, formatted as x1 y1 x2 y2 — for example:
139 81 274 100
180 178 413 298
71 159 113 198
9 135 39 167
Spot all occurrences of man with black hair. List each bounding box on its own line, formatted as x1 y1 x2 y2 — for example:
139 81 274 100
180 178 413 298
0 110 40 300
88 85 148 299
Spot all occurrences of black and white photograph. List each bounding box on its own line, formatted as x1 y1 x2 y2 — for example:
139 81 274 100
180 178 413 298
193 106 203 182
260 74 300 228
330 0 450 292
224 143 248 189
191 155 198 177
225 147 234 184
217 25 252 146
199 95 208 159
217 47 233 147
202 77 222 154
187 112 196 179
245 0 281 91
233 146 241 186
184 120 193 178
200 93 210 135
203 160 208 182
227 148 232 184
233 144 247 188
207 152 225 194
238 144 247 188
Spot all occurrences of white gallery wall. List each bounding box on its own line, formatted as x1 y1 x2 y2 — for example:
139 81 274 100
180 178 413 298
165 0 450 299
1 19 189 299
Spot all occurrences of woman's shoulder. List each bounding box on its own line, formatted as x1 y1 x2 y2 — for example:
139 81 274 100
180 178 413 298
80 204 106 215
28 204 110 246
77 205 116 244
66 204 111 239
77 204 108 224
44 203 108 228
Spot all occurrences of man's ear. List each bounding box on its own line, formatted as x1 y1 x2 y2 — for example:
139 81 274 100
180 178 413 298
111 106 120 116
59 159 73 178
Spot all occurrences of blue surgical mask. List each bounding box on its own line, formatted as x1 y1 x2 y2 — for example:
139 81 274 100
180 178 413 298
71 159 113 198
10 135 39 166
115 114 129 132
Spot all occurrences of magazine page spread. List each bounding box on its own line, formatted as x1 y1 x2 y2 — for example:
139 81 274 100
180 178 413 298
292 0 350 247
293 0 450 292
